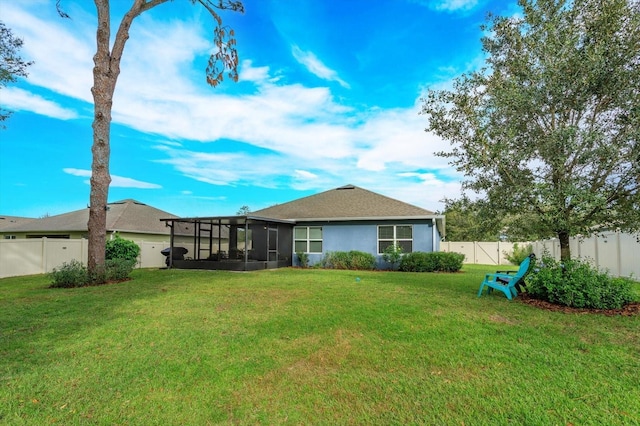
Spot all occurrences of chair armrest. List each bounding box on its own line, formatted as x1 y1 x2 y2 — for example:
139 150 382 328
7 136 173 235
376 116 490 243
485 272 513 281
496 270 516 274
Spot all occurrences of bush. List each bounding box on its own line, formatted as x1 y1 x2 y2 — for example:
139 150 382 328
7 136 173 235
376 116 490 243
399 252 465 273
321 251 376 270
105 259 136 281
105 234 140 262
49 260 88 288
296 252 310 268
505 243 533 265
382 244 403 270
526 254 635 309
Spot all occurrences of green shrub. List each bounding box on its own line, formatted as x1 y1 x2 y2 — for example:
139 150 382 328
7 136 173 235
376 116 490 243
105 234 140 262
296 252 310 268
399 251 465 273
49 260 88 288
382 244 403 270
526 254 635 309
321 251 376 270
105 259 136 281
505 243 534 265
348 250 377 270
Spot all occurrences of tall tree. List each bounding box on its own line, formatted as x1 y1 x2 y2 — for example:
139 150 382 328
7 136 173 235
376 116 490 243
61 0 243 281
0 21 33 126
439 196 503 241
422 0 640 261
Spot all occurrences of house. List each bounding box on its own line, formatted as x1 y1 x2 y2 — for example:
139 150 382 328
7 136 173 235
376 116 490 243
160 185 445 271
0 216 36 238
0 199 192 243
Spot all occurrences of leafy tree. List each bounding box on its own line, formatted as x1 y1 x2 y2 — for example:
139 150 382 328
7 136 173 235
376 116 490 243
0 21 33 126
422 0 640 261
58 0 244 281
236 205 251 215
439 196 502 241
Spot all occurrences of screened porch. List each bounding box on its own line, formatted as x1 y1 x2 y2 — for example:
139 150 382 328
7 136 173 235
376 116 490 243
160 216 295 271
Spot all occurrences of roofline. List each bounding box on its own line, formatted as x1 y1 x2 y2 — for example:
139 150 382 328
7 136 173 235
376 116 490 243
291 215 444 222
159 215 297 225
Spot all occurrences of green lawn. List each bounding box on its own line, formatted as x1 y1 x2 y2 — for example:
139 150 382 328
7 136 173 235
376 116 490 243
1 266 639 425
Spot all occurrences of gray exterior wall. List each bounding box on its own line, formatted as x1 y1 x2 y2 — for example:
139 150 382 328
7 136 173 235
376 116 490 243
295 219 438 268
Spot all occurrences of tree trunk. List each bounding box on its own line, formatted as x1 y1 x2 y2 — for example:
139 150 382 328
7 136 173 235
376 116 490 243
87 0 116 281
558 230 571 262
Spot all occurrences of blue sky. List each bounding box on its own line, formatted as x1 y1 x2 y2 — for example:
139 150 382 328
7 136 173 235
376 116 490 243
1 0 518 218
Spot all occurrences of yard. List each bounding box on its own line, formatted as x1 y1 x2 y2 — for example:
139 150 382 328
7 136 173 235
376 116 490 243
1 266 639 425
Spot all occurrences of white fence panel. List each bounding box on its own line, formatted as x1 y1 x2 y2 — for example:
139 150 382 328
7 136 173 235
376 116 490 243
139 241 170 269
531 232 639 278
441 241 522 265
0 238 172 278
0 239 46 277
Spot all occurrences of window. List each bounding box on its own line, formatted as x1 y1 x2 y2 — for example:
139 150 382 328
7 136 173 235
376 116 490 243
294 226 323 253
378 225 413 254
4 235 16 239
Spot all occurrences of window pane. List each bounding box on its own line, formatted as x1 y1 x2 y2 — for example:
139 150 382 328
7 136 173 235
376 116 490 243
398 240 413 253
309 241 323 253
378 226 394 239
396 225 413 239
309 227 322 239
294 227 307 239
294 241 307 253
379 240 393 253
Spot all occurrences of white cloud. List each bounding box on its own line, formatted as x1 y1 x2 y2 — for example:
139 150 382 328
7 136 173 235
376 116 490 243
1 87 78 120
63 168 162 189
291 45 350 89
431 0 479 12
1 2 95 103
5 2 469 212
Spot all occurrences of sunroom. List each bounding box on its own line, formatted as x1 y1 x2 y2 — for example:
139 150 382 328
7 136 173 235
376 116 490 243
160 215 295 271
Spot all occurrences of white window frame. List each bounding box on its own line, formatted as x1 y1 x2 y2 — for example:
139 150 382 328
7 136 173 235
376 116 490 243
294 226 323 253
377 225 413 254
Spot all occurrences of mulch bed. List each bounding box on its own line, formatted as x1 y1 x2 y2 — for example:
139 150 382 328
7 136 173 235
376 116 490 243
518 293 640 316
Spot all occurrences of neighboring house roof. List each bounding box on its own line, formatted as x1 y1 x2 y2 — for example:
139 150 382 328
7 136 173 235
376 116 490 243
0 216 36 231
0 199 177 235
252 184 438 221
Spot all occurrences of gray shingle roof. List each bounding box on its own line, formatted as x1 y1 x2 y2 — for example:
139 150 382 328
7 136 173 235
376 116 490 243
252 184 436 221
0 216 36 230
0 199 177 235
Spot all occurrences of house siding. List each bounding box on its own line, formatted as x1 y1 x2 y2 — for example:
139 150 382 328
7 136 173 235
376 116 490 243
296 219 436 267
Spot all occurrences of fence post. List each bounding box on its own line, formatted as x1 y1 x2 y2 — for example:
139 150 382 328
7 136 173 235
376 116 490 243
41 237 47 274
615 232 622 277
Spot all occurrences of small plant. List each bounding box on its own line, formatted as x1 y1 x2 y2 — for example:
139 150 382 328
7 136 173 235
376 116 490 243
105 233 140 262
49 259 88 288
296 252 310 268
527 254 635 309
399 252 465 273
382 244 403 270
505 243 533 265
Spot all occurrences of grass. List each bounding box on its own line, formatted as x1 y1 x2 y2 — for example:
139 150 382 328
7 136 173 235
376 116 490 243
1 266 639 425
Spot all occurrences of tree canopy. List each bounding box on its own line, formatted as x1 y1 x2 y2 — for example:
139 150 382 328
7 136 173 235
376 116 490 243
0 21 33 126
422 0 640 260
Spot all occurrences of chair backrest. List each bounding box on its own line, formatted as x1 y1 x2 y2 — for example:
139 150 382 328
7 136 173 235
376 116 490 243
510 253 536 286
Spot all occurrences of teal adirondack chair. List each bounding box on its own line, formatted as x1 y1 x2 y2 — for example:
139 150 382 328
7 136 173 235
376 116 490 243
477 254 536 300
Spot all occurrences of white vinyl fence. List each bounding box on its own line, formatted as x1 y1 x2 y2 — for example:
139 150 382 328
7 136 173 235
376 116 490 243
0 238 170 279
441 232 640 278
440 241 523 266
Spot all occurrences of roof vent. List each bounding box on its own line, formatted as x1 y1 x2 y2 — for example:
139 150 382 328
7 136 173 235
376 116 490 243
336 184 355 190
